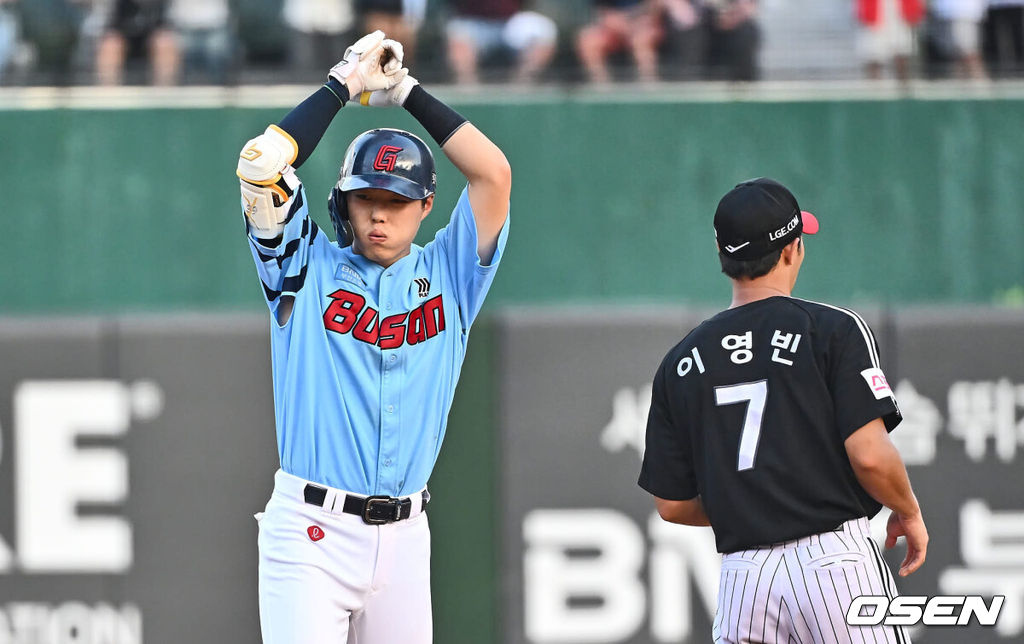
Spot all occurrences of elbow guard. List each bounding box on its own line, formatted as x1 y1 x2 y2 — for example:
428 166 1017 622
240 167 300 237
238 125 300 237
237 124 298 185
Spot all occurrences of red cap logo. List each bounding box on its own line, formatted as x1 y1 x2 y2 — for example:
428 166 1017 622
307 525 325 542
373 145 402 172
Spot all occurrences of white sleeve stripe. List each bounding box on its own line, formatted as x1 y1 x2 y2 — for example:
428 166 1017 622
835 304 881 367
794 298 880 368
798 298 905 409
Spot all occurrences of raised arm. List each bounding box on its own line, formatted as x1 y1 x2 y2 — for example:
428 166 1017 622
439 123 511 264
360 54 511 264
845 418 928 576
236 31 406 240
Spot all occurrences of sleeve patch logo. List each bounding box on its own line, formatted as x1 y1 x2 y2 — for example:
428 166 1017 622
861 367 893 400
373 145 402 172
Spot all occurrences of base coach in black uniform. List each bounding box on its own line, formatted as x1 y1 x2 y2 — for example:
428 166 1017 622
639 178 928 644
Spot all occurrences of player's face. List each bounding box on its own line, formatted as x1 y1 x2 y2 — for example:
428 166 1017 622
347 189 434 267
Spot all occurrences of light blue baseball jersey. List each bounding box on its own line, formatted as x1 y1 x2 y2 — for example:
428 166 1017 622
244 182 509 497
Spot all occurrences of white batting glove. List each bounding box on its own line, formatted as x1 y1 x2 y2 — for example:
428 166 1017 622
359 72 419 107
328 31 406 94
380 39 405 75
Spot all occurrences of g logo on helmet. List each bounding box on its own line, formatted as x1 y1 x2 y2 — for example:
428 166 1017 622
373 145 402 172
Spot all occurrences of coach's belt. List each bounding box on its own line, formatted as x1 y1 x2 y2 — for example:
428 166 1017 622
302 484 429 525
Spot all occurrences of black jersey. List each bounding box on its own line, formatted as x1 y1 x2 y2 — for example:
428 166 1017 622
638 296 901 553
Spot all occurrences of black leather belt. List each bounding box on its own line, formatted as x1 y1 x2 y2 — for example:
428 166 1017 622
303 484 429 525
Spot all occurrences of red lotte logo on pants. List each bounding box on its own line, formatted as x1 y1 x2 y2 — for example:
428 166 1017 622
307 525 325 542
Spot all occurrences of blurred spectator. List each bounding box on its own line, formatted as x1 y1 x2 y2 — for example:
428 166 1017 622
96 0 180 85
357 0 426 66
856 0 925 81
283 0 355 75
984 0 1024 76
168 0 234 84
702 0 759 81
928 0 988 78
577 0 662 83
658 0 705 80
0 0 16 83
15 0 88 85
445 0 558 84
233 0 288 73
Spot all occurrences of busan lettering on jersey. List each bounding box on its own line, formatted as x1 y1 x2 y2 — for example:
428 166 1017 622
322 288 445 349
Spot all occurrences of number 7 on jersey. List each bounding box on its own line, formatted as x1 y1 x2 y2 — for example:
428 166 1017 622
714 380 768 471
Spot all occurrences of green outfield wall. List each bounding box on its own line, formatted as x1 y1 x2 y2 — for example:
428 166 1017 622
4 96 1024 314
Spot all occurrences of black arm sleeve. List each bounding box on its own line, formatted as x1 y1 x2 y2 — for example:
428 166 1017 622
276 78 350 169
402 85 469 146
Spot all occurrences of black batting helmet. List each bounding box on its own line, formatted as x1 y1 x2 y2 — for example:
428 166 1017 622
327 128 437 247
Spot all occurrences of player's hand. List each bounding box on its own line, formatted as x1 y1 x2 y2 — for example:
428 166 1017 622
328 32 406 96
359 71 418 107
379 38 405 74
885 511 928 576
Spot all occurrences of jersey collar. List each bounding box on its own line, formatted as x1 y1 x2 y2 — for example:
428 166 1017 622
342 244 422 278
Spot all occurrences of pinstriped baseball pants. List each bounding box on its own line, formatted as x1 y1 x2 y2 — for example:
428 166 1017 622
712 517 911 644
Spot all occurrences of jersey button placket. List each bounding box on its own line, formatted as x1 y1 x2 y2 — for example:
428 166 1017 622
378 270 399 493
380 375 398 489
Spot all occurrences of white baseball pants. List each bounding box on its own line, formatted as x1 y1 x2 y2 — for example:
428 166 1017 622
256 470 432 643
713 517 911 644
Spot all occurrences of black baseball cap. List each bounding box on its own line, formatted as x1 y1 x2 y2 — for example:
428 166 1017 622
713 178 819 261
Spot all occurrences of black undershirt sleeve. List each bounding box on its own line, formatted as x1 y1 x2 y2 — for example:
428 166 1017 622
276 78 350 169
402 85 469 146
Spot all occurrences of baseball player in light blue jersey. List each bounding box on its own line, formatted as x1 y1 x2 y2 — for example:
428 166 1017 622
236 32 511 643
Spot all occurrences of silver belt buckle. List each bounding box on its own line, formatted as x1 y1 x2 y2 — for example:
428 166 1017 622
362 495 402 524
